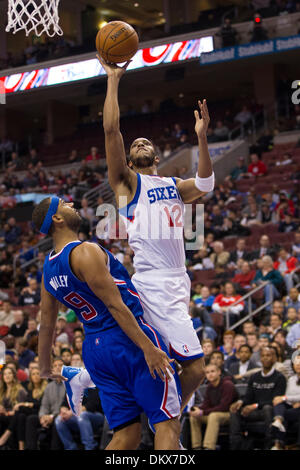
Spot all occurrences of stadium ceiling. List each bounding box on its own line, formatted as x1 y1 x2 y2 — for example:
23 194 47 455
78 0 165 27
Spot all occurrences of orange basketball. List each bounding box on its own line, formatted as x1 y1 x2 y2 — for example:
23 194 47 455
96 21 139 64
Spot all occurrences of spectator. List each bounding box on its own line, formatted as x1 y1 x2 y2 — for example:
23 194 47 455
225 157 247 181
54 316 71 345
55 388 104 450
292 232 300 261
68 150 79 163
209 350 233 380
242 321 257 336
210 241 230 268
31 358 65 450
0 365 28 449
273 329 294 360
273 248 298 293
250 234 278 260
24 319 39 342
212 282 245 327
72 335 83 355
61 348 72 366
5 217 22 245
229 347 286 449
15 338 36 370
79 198 95 230
229 239 252 265
190 248 215 270
284 287 300 311
189 300 217 341
278 213 298 233
218 17 238 47
71 353 83 368
275 192 295 221
232 261 256 293
271 354 300 449
189 363 238 449
9 311 28 339
218 330 235 360
12 367 48 450
228 344 260 383
122 253 135 277
213 121 229 141
252 255 284 308
0 300 16 332
202 339 215 363
234 105 253 126
18 279 41 306
266 313 283 338
246 332 261 363
85 146 100 162
247 153 267 177
286 316 300 348
194 286 215 312
250 14 269 43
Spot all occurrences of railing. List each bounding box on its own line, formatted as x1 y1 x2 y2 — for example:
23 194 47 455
225 281 272 331
227 266 300 331
12 236 52 278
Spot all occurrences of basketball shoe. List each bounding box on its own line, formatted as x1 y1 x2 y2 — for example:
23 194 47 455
61 366 95 417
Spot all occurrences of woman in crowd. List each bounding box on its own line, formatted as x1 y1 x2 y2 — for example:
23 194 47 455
12 367 48 450
0 365 27 449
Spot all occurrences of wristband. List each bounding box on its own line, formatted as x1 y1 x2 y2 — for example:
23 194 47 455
283 396 287 402
253 403 259 409
195 172 215 192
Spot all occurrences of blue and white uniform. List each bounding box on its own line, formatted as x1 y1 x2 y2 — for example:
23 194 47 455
119 173 203 362
43 240 181 430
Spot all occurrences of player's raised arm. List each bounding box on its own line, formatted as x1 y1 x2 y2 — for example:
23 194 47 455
175 99 215 203
71 242 174 381
97 55 137 198
39 276 66 381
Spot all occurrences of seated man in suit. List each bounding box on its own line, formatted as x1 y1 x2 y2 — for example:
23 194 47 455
229 239 252 265
228 344 260 383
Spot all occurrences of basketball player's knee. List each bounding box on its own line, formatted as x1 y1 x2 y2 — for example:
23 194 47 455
112 425 141 450
155 417 180 437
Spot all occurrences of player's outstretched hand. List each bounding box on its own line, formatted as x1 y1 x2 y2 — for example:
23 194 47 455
144 346 175 382
96 54 131 79
40 370 67 383
194 99 210 138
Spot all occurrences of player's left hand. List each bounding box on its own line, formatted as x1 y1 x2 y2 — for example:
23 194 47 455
144 346 175 382
194 99 210 138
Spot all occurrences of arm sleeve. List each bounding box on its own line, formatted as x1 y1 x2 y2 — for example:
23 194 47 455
272 373 287 399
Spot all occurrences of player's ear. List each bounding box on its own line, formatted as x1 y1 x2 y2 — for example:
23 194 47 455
154 156 160 166
52 213 64 226
128 160 133 168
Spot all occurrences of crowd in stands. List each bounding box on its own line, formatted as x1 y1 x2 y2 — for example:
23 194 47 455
1 0 300 72
0 119 300 449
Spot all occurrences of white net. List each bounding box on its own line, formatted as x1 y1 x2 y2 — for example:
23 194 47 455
6 0 63 37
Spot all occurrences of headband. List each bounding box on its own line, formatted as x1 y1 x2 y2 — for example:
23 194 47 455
40 196 60 235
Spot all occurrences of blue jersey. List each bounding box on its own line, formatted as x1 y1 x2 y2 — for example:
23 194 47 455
43 240 143 336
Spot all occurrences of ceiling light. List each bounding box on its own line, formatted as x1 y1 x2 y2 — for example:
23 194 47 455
98 20 108 29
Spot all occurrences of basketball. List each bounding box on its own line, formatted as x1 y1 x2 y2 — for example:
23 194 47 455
96 21 139 64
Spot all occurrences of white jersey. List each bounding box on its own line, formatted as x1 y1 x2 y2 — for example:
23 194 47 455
119 173 186 272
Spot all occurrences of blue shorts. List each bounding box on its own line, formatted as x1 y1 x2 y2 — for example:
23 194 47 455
82 317 182 431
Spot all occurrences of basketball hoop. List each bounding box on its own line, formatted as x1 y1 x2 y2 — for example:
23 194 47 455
6 0 63 37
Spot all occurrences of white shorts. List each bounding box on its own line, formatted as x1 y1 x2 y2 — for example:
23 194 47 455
132 268 203 362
